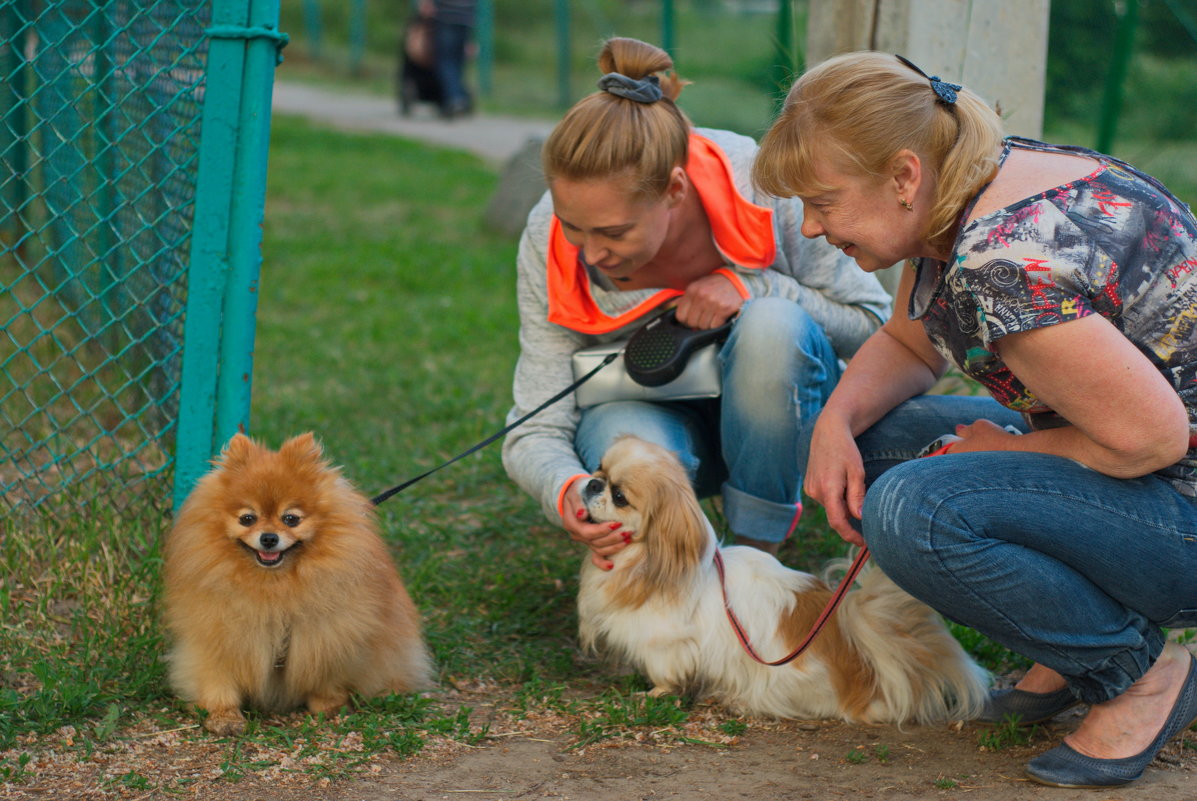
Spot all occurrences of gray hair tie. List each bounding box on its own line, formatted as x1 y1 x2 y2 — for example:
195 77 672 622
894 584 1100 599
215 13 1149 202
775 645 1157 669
597 72 662 104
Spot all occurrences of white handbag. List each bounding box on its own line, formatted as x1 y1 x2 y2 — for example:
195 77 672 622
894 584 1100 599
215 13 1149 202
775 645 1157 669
570 340 723 409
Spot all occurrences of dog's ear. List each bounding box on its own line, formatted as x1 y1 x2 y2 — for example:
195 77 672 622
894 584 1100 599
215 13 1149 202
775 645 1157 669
638 466 708 596
279 432 325 465
216 432 257 469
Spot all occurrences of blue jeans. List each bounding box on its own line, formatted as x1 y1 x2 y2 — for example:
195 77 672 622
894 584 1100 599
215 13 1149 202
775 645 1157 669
844 395 1197 704
575 297 841 543
433 21 471 110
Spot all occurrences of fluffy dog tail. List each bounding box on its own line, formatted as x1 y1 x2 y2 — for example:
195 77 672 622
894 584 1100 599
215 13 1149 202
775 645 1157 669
833 560 990 724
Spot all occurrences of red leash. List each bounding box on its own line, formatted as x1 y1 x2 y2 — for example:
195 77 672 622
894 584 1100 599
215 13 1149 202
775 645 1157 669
714 546 870 666
718 435 960 666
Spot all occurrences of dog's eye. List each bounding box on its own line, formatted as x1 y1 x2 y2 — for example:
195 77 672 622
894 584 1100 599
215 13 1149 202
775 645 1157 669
238 513 257 527
612 487 629 508
281 513 301 528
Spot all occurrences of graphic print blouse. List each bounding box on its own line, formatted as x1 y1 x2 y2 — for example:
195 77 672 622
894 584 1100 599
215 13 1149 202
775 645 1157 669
910 137 1197 497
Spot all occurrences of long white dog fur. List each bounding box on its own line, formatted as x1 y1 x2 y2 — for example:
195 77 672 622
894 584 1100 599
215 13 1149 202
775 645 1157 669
576 435 989 723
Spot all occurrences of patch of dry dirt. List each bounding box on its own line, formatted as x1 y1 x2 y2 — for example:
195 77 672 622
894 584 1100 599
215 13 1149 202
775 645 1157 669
4 698 1195 801
358 719 1196 801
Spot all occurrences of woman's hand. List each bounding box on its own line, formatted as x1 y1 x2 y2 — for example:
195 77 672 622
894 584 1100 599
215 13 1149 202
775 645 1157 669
799 268 946 548
674 273 743 329
560 477 631 570
949 419 1022 453
803 414 867 547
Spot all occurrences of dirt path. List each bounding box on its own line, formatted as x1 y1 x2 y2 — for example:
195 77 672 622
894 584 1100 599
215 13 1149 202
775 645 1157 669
7 702 1194 801
329 720 1196 801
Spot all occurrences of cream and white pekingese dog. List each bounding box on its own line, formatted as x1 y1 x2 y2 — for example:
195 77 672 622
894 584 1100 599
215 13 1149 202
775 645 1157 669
576 435 989 724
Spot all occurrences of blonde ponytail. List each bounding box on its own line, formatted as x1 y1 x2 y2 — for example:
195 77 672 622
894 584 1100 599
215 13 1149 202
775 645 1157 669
542 38 692 198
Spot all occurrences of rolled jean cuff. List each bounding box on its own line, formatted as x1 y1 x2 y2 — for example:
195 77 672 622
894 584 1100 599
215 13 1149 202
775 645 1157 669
1073 629 1164 705
721 482 801 544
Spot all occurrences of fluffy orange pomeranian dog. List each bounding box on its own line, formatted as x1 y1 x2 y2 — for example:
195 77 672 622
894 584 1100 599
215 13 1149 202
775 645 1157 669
577 436 988 725
163 432 433 735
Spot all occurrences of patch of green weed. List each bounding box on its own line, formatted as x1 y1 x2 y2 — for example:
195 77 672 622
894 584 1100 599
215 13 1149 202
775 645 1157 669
977 717 1042 751
570 687 690 750
718 719 747 737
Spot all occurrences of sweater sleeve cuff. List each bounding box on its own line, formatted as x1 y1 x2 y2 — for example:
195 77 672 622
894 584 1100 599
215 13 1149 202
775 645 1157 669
556 473 591 520
713 267 751 299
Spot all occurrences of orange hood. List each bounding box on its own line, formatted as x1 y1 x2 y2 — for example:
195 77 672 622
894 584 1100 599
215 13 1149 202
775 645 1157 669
545 132 776 335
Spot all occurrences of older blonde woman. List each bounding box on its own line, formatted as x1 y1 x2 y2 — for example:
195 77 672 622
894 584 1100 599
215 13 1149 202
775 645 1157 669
755 51 1197 788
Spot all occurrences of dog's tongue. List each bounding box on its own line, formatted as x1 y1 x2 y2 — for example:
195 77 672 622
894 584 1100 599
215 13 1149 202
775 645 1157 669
258 550 282 563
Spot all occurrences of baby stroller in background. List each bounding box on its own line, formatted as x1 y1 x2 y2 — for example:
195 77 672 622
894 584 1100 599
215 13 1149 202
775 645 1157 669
396 13 443 116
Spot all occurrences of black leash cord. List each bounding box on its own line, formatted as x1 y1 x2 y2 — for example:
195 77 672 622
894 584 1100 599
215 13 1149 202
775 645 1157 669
371 351 619 506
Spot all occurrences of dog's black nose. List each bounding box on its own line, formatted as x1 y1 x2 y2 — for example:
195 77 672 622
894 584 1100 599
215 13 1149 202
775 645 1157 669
259 532 279 550
586 478 604 496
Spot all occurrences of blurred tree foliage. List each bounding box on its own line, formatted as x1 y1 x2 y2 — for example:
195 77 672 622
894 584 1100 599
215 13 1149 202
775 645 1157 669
1046 0 1197 142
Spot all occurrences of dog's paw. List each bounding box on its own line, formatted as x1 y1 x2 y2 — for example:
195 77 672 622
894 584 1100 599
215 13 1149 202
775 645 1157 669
202 708 246 736
306 692 350 718
646 686 677 699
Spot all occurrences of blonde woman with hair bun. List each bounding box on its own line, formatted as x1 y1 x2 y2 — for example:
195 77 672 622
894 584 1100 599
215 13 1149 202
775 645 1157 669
502 38 890 567
756 50 1197 789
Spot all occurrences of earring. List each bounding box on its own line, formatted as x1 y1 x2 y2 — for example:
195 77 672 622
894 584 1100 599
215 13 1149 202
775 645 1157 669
898 197 914 211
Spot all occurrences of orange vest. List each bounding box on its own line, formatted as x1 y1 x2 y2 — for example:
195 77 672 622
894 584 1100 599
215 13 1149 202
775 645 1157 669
544 132 776 335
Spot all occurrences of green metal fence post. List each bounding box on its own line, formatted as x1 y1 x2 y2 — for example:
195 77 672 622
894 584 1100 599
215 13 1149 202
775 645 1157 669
1 0 30 250
89 4 123 332
771 0 795 111
33 8 87 305
214 0 280 445
302 0 322 61
556 0 570 109
661 0 674 57
174 0 284 508
1097 0 1140 154
477 0 493 97
174 0 250 507
1161 0 1197 44
349 0 365 75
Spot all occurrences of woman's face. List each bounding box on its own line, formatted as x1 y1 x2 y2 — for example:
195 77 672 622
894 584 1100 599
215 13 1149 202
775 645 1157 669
549 173 679 282
796 154 929 271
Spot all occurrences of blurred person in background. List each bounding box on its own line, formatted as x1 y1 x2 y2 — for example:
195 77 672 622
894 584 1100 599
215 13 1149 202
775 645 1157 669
422 0 474 118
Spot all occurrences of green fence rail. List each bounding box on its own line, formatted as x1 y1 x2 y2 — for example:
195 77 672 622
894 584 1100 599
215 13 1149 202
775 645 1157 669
1 0 283 525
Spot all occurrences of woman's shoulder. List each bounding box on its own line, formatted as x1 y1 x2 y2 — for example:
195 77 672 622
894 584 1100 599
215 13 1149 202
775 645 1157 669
693 127 757 159
967 142 1103 223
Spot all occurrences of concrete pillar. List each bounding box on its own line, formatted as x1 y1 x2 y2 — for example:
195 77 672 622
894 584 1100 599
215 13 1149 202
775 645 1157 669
807 0 1048 137
805 0 1050 295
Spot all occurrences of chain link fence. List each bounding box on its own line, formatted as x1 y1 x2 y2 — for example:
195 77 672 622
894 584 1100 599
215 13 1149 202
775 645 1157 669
1 0 279 526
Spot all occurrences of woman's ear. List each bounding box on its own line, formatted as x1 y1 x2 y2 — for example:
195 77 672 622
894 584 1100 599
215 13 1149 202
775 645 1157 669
664 165 688 207
890 149 923 202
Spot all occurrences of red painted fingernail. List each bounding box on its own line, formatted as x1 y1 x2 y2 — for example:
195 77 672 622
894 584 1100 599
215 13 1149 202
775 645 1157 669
608 522 620 530
577 509 586 519
622 532 632 543
603 562 613 571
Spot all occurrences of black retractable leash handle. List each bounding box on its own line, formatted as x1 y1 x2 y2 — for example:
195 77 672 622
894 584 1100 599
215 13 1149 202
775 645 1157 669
370 351 619 506
624 308 734 387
